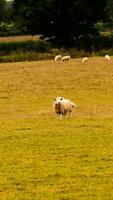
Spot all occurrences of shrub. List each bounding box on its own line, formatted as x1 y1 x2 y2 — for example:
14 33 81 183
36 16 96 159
0 52 54 63
0 40 51 55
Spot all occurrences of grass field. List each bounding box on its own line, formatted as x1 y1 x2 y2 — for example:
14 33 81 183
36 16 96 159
0 35 39 43
0 57 113 200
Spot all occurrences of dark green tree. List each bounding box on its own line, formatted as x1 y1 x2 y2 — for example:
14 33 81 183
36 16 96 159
13 0 107 47
0 0 7 23
105 0 113 26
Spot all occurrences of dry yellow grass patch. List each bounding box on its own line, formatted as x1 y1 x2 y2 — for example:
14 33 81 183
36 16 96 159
0 35 39 43
0 57 113 120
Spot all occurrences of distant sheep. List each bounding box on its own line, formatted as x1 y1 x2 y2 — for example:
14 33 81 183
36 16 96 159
61 55 71 61
53 96 77 118
82 57 88 63
55 55 62 61
105 55 111 61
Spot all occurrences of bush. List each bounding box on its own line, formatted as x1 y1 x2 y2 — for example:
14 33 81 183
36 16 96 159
97 49 113 56
0 40 51 55
0 52 54 63
0 30 22 37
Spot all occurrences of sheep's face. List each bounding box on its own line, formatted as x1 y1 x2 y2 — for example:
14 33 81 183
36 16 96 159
54 97 64 107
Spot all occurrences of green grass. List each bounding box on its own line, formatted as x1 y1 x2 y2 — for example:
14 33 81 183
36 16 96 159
0 57 113 199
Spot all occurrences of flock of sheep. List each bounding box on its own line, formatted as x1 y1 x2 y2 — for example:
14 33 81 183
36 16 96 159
55 54 111 63
53 54 111 118
55 55 71 62
81 55 111 63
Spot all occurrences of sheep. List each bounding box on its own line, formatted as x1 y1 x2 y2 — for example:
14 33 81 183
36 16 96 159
105 55 111 61
55 55 62 61
53 97 77 118
82 57 88 63
61 55 71 61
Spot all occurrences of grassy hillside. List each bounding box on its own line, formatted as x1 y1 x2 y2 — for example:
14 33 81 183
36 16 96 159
0 57 113 200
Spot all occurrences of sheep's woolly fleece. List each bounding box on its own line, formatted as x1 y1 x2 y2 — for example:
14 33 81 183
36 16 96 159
61 55 71 61
53 97 77 117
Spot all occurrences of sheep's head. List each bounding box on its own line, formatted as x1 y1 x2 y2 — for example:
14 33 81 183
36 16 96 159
54 97 64 108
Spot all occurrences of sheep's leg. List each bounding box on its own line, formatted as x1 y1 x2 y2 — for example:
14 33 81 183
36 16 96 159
69 111 72 118
59 114 63 119
56 113 63 119
63 110 68 119
55 113 59 119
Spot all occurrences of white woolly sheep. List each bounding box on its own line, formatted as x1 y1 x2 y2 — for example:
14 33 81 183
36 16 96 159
55 55 62 61
105 55 111 61
53 97 77 118
61 55 71 61
82 57 88 63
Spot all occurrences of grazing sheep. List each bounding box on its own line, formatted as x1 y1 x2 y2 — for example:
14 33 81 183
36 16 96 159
53 97 77 118
61 55 71 61
82 57 88 63
55 55 62 61
105 55 111 61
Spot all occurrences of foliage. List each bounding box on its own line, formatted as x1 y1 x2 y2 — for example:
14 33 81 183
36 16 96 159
0 40 51 55
12 0 107 47
106 0 113 24
0 52 55 63
0 22 14 32
1 0 113 49
0 0 7 23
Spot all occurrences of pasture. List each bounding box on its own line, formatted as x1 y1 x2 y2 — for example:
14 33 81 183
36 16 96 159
0 35 39 43
0 57 113 200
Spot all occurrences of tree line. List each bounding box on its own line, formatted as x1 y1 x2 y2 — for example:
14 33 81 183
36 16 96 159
0 0 113 48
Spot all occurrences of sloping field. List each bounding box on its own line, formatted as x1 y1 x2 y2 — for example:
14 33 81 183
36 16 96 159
0 57 113 200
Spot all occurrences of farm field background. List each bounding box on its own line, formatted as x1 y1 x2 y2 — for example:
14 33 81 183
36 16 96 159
0 57 113 200
0 35 40 43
